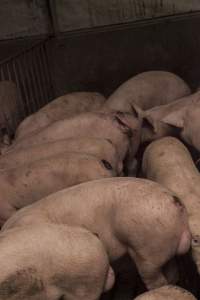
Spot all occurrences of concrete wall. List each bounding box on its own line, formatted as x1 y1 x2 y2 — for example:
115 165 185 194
0 0 200 40
49 14 200 97
56 0 200 31
0 0 50 40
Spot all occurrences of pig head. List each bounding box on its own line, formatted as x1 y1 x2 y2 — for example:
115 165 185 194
140 91 200 152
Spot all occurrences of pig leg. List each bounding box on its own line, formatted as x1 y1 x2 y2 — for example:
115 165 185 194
162 258 179 284
128 248 168 290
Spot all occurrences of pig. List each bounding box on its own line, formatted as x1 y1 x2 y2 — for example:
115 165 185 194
0 152 116 226
134 285 197 300
15 92 106 140
0 137 122 174
103 71 190 113
10 111 142 174
4 177 191 290
140 91 200 146
0 223 114 300
0 81 20 150
142 137 200 274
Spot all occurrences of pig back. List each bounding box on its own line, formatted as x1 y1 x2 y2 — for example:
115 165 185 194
15 92 106 140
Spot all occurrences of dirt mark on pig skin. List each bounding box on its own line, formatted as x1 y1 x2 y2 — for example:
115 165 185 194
0 268 44 298
158 151 165 157
172 195 184 212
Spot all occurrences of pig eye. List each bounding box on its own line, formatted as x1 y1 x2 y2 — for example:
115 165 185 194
192 236 200 247
58 295 65 300
101 160 113 170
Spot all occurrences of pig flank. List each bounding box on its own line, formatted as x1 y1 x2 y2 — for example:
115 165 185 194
0 152 116 225
0 137 121 174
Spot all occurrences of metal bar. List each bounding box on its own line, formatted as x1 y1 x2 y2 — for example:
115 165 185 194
16 58 31 116
0 67 6 81
20 53 33 114
34 46 47 106
12 60 26 119
0 38 54 124
6 63 12 81
38 45 49 105
31 48 45 109
40 43 52 103
28 51 41 111
44 41 54 101
5 62 17 128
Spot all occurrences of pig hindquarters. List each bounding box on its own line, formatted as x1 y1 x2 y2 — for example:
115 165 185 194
0 224 114 300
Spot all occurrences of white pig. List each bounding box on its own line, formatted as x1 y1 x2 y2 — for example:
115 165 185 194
142 137 200 274
0 223 114 299
104 71 190 113
15 92 106 140
0 152 116 226
4 177 191 290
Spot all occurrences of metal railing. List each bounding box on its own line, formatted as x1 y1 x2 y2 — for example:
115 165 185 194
0 39 54 125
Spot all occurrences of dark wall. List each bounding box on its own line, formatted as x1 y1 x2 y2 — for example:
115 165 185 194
56 0 200 31
49 13 200 97
1 0 200 40
0 0 50 40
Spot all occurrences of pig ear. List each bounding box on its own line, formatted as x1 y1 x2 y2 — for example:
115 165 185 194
143 115 158 133
130 104 144 120
161 110 184 128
